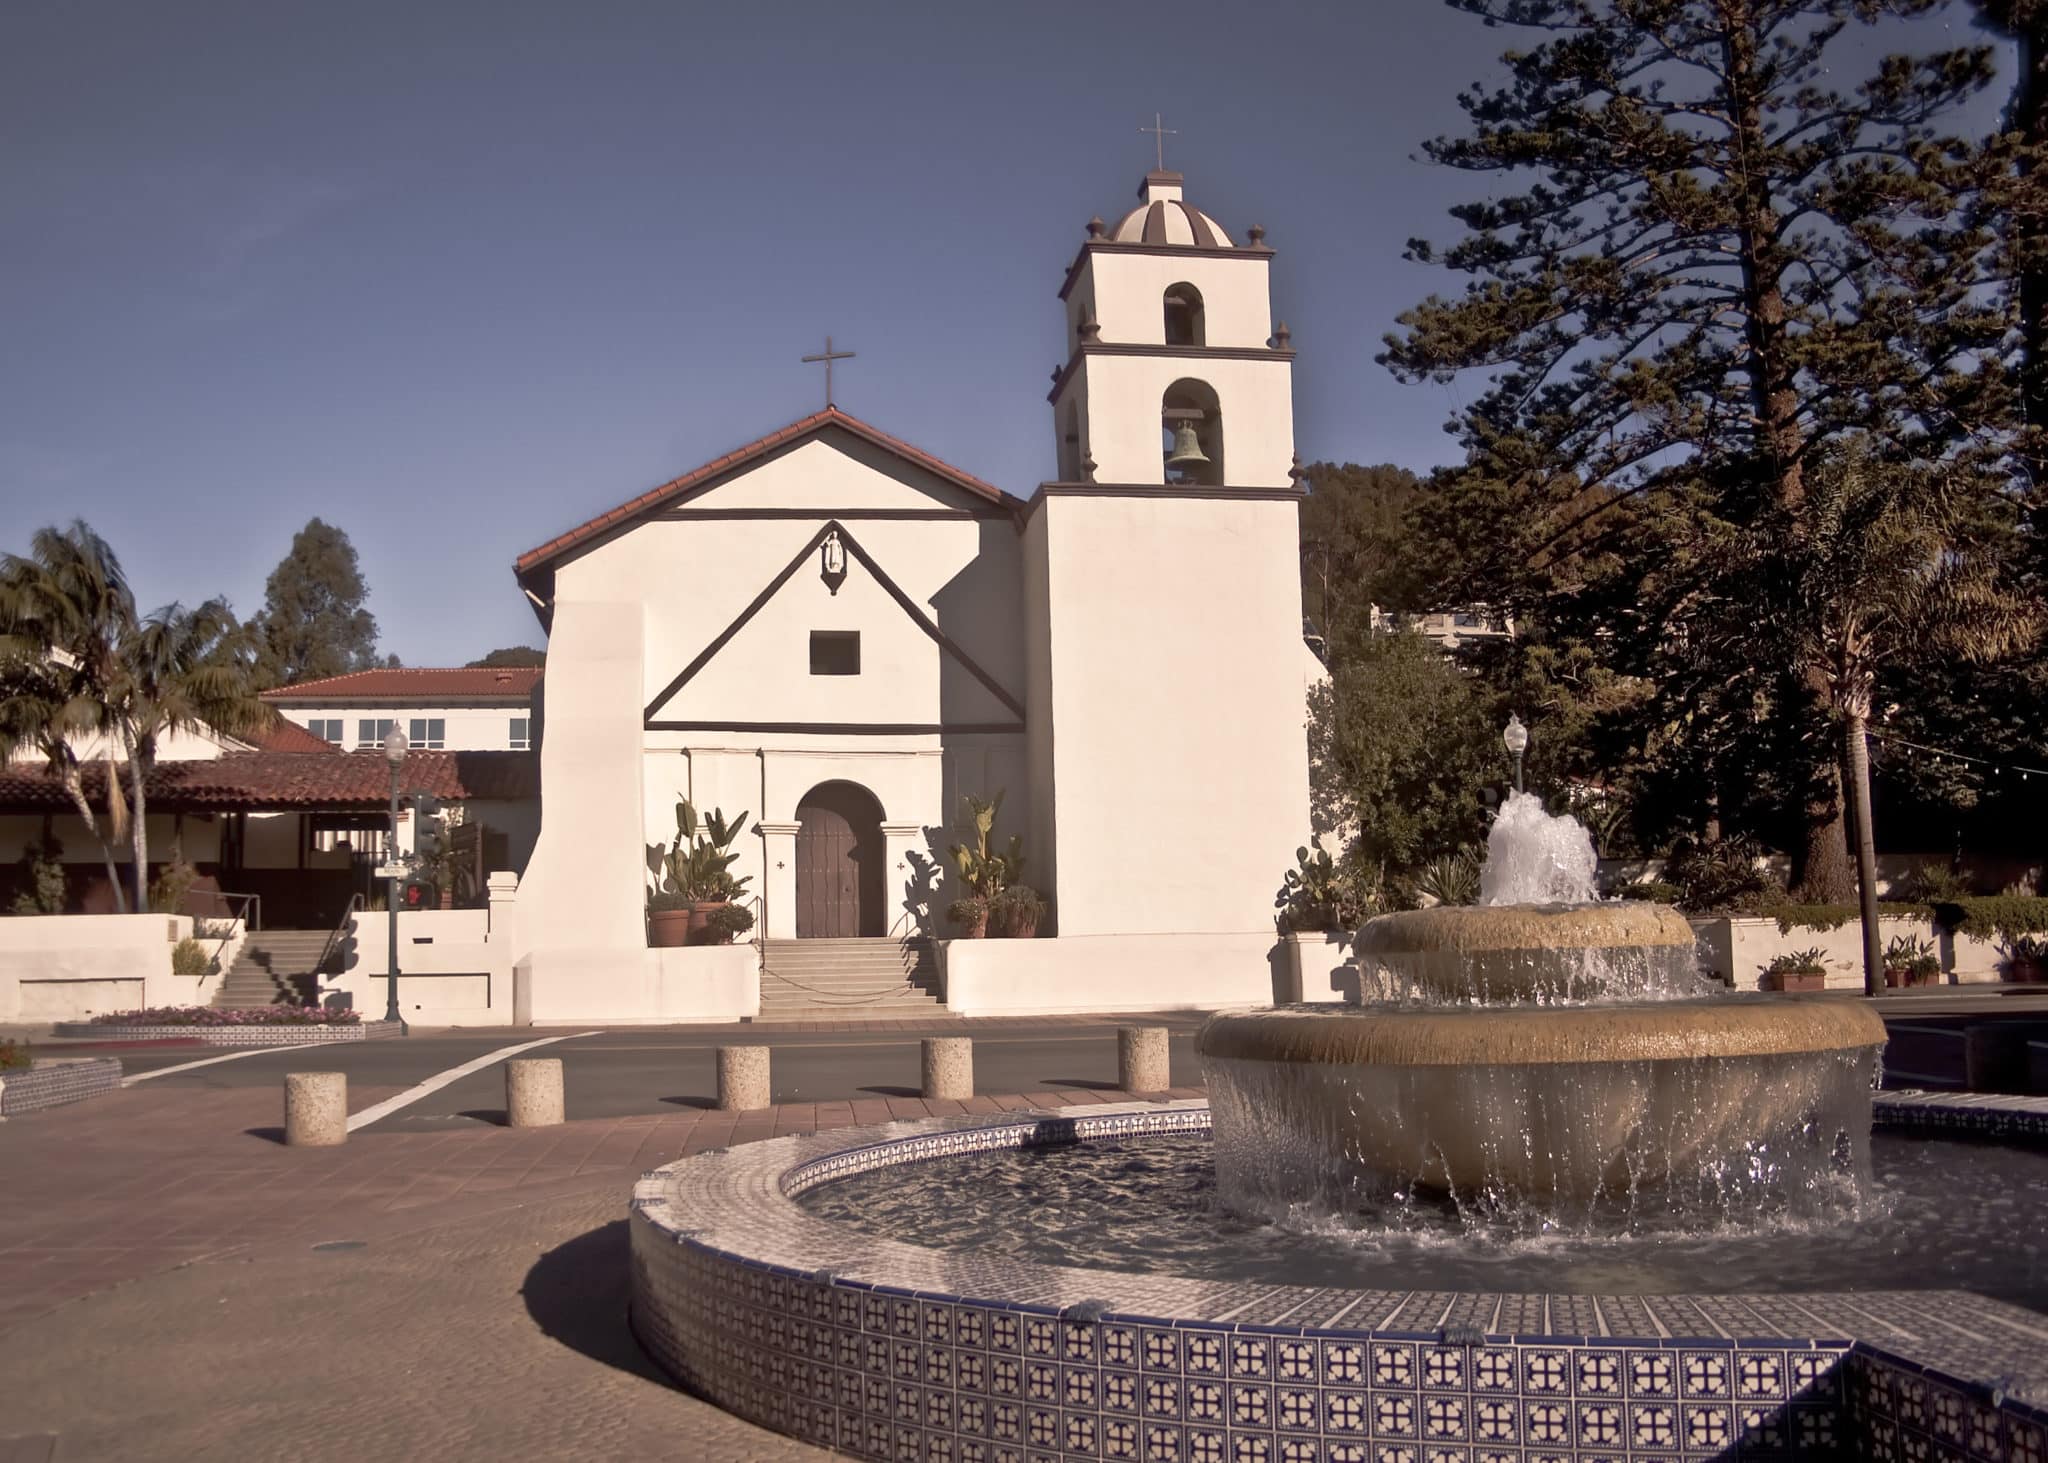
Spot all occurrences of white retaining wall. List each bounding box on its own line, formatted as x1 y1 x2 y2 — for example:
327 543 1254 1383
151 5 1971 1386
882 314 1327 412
940 933 1286 1018
1691 915 2009 990
0 914 196 1021
511 944 760 1026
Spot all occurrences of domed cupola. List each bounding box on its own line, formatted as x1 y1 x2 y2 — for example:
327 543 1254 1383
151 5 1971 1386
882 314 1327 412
1108 171 1235 248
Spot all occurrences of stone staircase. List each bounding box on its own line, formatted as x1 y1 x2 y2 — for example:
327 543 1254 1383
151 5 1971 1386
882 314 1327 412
211 930 335 1008
755 937 946 1020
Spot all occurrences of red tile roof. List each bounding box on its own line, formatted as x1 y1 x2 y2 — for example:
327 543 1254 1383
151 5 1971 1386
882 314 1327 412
259 667 542 703
514 407 1024 578
245 718 342 754
0 750 538 812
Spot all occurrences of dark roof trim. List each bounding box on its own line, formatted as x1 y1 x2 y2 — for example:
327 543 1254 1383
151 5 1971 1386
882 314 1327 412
646 721 1024 737
1059 240 1274 302
654 507 998 522
514 408 1024 585
1047 342 1297 403
641 519 1026 723
1022 482 1304 523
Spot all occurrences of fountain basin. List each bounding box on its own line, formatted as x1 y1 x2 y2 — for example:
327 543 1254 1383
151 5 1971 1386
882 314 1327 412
1354 899 1701 1002
1200 999 1888 1206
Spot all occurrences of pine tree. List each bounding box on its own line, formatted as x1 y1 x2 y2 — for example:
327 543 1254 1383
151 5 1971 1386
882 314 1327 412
1383 0 2024 898
249 519 380 688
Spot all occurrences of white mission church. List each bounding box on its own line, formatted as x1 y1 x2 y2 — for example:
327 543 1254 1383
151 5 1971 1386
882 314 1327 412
505 166 1322 1021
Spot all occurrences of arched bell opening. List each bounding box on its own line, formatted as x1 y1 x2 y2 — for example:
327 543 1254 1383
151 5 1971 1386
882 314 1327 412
1161 378 1224 486
795 780 886 938
1163 283 1205 347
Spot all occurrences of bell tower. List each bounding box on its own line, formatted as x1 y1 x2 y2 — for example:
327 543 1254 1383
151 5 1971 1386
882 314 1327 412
1022 166 1311 940
1048 170 1296 488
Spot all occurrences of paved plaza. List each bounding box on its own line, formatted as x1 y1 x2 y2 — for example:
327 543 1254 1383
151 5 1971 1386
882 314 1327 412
0 1015 1204 1461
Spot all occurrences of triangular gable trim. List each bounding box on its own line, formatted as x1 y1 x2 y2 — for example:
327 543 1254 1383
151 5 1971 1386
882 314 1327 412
516 408 1023 581
641 519 1026 725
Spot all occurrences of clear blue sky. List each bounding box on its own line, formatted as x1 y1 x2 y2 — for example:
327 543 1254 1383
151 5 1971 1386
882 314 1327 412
0 1 2006 666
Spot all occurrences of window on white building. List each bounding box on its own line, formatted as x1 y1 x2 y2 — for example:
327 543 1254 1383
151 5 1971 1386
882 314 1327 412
409 717 446 749
810 631 860 676
308 718 344 743
509 717 530 751
356 717 396 749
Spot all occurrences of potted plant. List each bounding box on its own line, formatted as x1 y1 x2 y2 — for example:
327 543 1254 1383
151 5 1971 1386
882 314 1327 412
946 792 1023 939
701 901 756 946
647 798 752 947
991 884 1045 938
1760 948 1829 992
1882 933 1941 988
2003 934 2048 984
947 896 989 939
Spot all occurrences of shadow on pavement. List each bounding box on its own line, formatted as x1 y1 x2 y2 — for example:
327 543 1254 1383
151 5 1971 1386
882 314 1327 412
659 1095 718 1110
857 1085 921 1098
521 1220 667 1384
457 1108 509 1126
243 1126 286 1145
1043 1078 1120 1091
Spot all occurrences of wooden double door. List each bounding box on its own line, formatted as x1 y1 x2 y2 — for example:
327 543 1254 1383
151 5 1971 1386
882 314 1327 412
795 782 886 938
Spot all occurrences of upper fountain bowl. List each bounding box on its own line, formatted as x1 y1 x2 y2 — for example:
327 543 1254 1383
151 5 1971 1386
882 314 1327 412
1354 900 1704 1004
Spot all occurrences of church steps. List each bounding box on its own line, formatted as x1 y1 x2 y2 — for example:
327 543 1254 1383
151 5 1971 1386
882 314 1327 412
755 937 946 1018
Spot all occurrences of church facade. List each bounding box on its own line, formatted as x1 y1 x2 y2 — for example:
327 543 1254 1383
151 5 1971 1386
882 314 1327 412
506 168 1320 1020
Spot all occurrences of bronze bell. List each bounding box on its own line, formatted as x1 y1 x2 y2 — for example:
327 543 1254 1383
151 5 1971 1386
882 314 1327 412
1164 419 1210 471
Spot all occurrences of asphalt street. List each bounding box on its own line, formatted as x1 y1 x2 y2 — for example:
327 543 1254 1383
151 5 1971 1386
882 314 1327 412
91 1018 1211 1132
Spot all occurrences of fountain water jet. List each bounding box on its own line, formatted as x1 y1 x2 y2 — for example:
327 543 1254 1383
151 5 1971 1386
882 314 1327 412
1199 793 1887 1223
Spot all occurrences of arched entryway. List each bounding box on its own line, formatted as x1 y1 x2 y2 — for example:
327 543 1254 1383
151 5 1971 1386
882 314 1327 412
795 781 886 937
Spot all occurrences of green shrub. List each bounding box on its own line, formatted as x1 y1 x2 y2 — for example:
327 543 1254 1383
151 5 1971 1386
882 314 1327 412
700 902 756 944
169 936 214 976
1765 901 1932 934
1933 896 2048 943
1764 947 1828 977
1617 880 1681 904
1667 835 1779 913
9 835 66 915
0 1039 30 1071
1407 850 1481 908
1884 933 1940 980
1893 864 1976 903
1275 845 1380 933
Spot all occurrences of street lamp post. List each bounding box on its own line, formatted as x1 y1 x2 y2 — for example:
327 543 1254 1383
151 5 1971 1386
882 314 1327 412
1503 713 1529 796
381 724 409 1032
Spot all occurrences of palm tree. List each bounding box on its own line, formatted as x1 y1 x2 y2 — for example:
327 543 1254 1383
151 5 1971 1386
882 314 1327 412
0 522 139 911
1748 446 2039 993
0 653 128 908
114 598 266 909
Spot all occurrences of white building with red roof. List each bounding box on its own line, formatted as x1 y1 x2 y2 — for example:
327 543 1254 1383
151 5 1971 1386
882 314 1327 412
262 665 541 753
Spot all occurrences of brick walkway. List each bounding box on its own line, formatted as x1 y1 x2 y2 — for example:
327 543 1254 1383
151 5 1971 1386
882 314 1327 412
0 1074 1203 1337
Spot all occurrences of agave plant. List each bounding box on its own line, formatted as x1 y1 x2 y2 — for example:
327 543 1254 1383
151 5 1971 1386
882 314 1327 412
650 797 752 906
1408 850 1481 908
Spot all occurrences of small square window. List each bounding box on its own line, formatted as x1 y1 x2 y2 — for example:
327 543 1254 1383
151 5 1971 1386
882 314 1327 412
357 717 396 749
509 717 530 751
309 718 344 743
409 717 446 750
810 631 860 676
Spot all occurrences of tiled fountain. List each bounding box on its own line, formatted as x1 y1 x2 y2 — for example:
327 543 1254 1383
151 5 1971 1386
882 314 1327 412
629 797 2048 1461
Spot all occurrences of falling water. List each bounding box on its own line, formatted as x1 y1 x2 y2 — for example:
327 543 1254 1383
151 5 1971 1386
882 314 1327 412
1200 792 1886 1237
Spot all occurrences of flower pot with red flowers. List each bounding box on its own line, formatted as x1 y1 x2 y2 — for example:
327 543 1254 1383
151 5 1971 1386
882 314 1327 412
1759 948 1829 992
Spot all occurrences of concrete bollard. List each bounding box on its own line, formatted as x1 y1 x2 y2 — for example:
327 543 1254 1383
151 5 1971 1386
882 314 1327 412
505 1057 564 1127
718 1045 771 1111
284 1071 347 1146
1118 1026 1171 1094
922 1037 973 1100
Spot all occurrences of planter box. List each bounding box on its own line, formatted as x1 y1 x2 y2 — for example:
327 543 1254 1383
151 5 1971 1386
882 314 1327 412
49 1020 402 1045
0 1056 122 1116
1761 971 1828 992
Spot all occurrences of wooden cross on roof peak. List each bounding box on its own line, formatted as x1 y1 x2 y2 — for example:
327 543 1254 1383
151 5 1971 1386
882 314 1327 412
1140 113 1178 172
801 335 855 409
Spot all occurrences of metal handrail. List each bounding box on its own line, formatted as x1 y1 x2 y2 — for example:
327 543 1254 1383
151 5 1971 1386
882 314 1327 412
194 891 262 986
315 893 367 985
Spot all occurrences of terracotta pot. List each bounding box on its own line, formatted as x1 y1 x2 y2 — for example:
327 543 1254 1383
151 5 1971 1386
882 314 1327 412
2006 956 2048 984
1884 967 1908 989
954 905 988 939
1912 968 1940 986
648 908 694 948
1008 910 1040 938
1764 970 1827 992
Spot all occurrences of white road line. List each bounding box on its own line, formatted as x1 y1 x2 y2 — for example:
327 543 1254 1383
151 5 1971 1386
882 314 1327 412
122 1046 302 1084
344 1031 603 1132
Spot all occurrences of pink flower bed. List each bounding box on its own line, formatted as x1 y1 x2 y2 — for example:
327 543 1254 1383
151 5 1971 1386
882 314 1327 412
95 1005 363 1027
